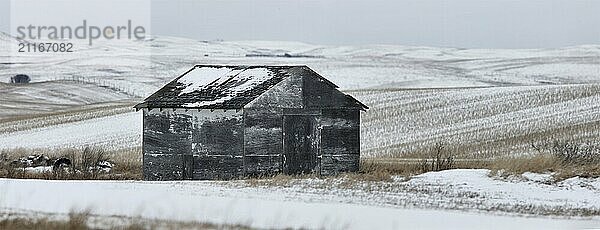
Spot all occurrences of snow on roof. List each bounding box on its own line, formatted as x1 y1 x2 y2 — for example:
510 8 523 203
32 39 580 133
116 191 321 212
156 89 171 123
136 65 297 109
178 66 242 95
135 65 367 110
182 67 277 108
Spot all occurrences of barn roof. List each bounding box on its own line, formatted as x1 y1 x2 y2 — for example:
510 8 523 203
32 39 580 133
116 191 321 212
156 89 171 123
134 65 368 110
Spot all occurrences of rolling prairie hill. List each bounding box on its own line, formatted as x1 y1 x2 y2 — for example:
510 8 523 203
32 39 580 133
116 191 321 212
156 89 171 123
354 84 600 157
0 32 599 157
2 33 600 93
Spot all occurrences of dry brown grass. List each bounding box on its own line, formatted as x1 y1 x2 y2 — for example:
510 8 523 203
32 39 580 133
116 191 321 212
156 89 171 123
489 154 600 181
2 141 597 183
0 210 90 230
0 210 254 230
245 143 485 186
489 154 559 175
364 154 599 183
358 142 490 179
490 140 600 180
245 173 318 187
361 158 491 176
363 140 600 182
0 147 142 180
0 217 83 230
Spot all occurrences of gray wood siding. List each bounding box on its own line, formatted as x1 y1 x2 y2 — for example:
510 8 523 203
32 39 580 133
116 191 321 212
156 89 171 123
193 155 243 180
191 111 243 156
242 74 304 176
245 74 303 108
300 73 361 175
143 154 184 181
143 109 192 180
320 154 360 175
243 108 283 176
319 109 361 176
143 109 244 180
191 110 244 179
302 73 350 109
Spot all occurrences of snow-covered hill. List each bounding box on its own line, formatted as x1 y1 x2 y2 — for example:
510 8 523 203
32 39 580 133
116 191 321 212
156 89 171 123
1 33 599 95
0 81 132 119
356 84 600 156
0 32 598 155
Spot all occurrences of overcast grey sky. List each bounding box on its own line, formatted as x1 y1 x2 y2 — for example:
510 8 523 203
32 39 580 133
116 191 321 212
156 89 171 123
2 0 600 48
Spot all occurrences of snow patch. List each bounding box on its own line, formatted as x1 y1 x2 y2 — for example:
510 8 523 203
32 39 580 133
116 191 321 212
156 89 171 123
178 66 240 95
522 172 554 183
183 67 275 107
22 166 53 173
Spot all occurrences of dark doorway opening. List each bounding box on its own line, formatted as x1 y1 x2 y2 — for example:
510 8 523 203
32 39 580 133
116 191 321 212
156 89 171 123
283 115 319 174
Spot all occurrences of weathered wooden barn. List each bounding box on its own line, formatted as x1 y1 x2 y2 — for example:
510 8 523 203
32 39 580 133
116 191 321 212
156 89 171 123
134 65 368 180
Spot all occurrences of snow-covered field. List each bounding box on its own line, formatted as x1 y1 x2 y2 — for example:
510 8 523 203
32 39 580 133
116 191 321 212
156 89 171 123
1 32 600 228
1 169 599 229
356 84 600 156
0 81 133 120
0 112 140 150
1 84 598 157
